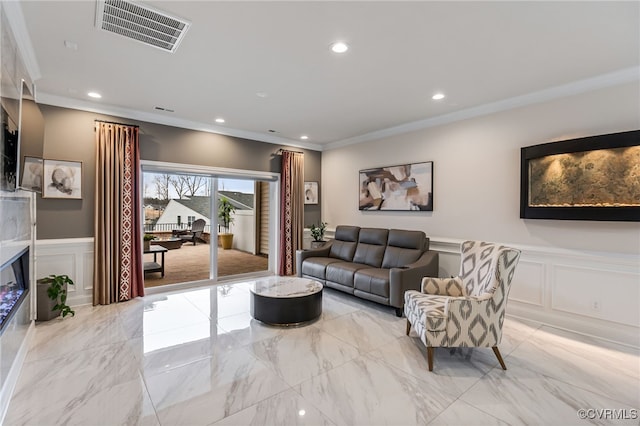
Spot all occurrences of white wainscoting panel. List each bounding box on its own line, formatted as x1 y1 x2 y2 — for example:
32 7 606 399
36 238 94 306
429 237 640 348
510 260 545 307
552 264 639 327
82 252 94 292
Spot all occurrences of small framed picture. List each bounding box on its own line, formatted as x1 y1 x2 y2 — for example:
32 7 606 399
43 159 82 199
21 156 43 192
304 181 318 204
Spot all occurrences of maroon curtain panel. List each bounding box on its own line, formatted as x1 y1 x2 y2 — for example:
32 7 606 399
279 151 304 275
94 122 144 304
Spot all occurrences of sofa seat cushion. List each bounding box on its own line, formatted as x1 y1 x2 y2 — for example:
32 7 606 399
302 257 342 280
354 268 390 298
326 262 369 287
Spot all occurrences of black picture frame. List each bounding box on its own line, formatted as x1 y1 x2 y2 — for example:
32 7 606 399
520 130 640 222
359 161 433 211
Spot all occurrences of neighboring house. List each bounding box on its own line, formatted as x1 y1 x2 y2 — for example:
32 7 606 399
156 198 210 231
156 193 253 228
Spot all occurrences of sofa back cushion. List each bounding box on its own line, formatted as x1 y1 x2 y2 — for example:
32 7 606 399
329 225 360 261
353 228 388 267
382 229 427 268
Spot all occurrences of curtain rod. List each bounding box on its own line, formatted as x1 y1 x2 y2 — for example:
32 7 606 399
276 148 304 154
94 119 139 128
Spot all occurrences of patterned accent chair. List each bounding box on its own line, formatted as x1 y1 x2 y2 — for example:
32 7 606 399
404 241 521 371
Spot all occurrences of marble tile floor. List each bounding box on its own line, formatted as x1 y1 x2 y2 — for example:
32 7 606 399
4 281 639 425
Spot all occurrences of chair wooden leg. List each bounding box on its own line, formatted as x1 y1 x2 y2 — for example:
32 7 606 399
427 347 434 371
492 346 507 370
405 319 411 335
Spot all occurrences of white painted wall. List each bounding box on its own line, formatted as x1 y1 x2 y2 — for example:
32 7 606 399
322 82 640 254
230 210 255 253
322 82 640 346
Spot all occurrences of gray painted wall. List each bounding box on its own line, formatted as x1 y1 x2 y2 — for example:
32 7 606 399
36 105 321 239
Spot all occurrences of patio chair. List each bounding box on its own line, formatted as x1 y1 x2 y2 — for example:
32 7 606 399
176 219 206 245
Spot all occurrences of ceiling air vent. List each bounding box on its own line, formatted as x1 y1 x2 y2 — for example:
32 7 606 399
95 0 190 53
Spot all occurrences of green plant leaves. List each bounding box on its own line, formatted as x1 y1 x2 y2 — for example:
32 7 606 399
41 274 76 318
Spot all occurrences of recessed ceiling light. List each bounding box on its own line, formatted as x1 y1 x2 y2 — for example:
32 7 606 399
215 118 225 124
87 92 102 99
300 135 309 140
256 92 268 98
432 93 445 100
330 41 349 53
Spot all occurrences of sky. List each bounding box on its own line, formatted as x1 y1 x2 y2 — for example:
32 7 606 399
143 172 255 199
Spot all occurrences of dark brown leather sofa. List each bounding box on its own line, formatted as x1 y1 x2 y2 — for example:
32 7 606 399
296 225 439 316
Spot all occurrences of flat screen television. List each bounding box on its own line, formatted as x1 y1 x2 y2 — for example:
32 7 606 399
18 82 44 192
1 80 44 192
1 92 20 192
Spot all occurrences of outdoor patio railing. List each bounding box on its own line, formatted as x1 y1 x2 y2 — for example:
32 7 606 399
144 222 212 234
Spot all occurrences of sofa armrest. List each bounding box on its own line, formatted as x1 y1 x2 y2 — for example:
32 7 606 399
421 277 464 297
389 250 439 308
295 243 333 277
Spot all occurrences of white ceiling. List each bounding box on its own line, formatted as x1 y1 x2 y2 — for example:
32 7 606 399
15 1 640 150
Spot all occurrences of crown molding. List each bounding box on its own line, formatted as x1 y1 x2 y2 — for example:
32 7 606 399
36 92 324 152
1 1 41 81
325 66 640 151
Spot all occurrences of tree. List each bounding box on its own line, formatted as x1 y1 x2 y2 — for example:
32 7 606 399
183 176 207 196
170 176 188 199
153 174 171 200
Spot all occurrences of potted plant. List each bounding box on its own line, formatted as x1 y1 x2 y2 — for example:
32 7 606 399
143 233 155 251
310 221 328 248
36 274 75 321
218 196 236 250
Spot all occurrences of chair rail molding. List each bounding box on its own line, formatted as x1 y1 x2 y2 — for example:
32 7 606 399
429 237 640 348
36 238 94 306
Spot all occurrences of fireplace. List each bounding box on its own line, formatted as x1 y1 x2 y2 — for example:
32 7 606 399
520 130 640 222
0 247 29 334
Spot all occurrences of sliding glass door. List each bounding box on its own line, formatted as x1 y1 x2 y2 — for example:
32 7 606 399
215 177 270 279
141 161 279 288
142 171 212 287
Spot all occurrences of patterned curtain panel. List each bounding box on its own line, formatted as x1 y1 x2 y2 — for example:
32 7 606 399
93 122 144 304
279 151 304 275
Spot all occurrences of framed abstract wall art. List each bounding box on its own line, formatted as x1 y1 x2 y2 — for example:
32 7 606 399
43 159 82 199
359 161 433 211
